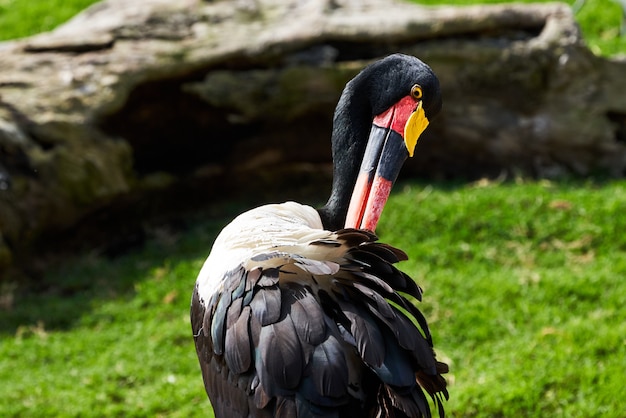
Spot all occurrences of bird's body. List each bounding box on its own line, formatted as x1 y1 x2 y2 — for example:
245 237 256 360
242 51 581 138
192 54 448 417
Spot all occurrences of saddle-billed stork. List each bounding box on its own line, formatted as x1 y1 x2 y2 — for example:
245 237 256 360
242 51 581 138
191 53 448 417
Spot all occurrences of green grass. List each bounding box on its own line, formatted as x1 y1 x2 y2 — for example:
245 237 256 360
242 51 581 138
379 179 626 417
0 224 217 417
2 179 626 417
0 0 100 41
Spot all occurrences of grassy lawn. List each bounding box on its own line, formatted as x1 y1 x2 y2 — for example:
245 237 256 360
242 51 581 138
382 180 626 417
2 179 626 417
0 0 100 41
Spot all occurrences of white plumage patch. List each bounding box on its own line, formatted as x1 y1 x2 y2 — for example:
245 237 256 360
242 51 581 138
196 201 337 306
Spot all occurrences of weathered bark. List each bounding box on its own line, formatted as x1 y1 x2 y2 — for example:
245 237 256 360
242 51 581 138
0 0 625 278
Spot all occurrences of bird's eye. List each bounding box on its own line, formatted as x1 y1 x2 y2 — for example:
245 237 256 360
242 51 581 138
410 84 423 100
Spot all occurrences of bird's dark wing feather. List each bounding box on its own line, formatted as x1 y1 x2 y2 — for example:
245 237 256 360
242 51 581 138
191 229 447 418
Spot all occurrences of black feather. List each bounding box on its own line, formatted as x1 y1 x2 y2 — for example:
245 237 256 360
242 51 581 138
352 282 396 319
309 239 342 247
295 393 341 418
211 288 232 356
288 288 326 346
310 335 349 398
352 271 394 294
370 328 415 387
232 269 248 300
385 385 432 418
257 317 304 392
224 305 252 374
253 377 271 410
250 285 281 326
334 297 385 367
257 267 280 287
360 291 437 374
275 397 297 418
360 243 407 264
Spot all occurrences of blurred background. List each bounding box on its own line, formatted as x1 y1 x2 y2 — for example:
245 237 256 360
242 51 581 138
0 0 625 416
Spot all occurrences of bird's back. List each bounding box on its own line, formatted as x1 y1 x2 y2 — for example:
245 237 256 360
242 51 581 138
191 202 447 417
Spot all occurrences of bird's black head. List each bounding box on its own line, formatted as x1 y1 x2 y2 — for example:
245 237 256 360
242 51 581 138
356 53 442 123
319 54 442 231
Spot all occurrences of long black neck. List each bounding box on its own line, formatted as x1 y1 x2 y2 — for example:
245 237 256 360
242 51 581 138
317 79 372 231
317 54 440 231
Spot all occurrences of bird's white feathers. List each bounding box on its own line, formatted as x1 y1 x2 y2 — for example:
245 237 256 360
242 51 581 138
196 201 343 306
